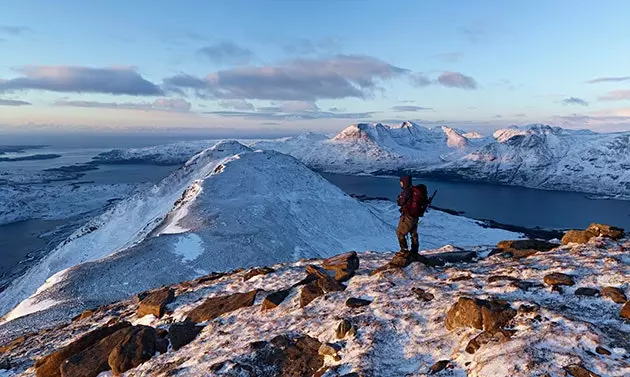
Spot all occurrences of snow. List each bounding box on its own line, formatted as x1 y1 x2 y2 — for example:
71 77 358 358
172 233 204 262
91 140 218 165
157 180 203 235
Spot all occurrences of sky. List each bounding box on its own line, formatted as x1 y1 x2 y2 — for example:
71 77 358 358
1 0 630 135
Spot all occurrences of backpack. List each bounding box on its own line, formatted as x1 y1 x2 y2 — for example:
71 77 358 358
408 184 429 217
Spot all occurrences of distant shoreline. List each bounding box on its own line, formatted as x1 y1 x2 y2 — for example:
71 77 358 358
0 154 62 162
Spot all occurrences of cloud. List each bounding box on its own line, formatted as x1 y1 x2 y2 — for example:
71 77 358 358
598 90 630 101
410 73 432 87
586 76 630 84
437 71 478 89
282 38 341 55
391 105 433 112
0 66 163 96
0 25 32 36
0 99 31 106
204 101 376 120
53 98 191 112
219 99 255 111
198 41 254 65
562 97 589 106
429 52 462 63
165 54 410 101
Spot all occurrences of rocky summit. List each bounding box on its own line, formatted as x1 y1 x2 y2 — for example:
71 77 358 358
0 232 628 376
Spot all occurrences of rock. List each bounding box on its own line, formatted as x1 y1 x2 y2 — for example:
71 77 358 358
563 364 601 377
185 290 258 323
497 239 556 251
35 322 131 377
428 360 449 374
346 298 372 308
0 357 10 370
506 249 539 259
445 297 516 331
587 223 625 240
551 285 564 294
543 272 575 286
72 309 96 322
621 302 630 320
601 286 627 304
156 328 168 338
137 287 175 318
262 288 292 310
0 335 28 353
60 326 137 377
451 275 472 282
336 319 353 339
487 275 519 283
518 304 539 313
562 230 597 245
108 326 165 375
318 343 341 361
595 346 611 355
510 280 542 291
243 267 275 281
300 266 345 308
575 287 600 297
322 251 360 282
412 287 435 302
465 329 515 354
168 321 204 351
300 282 325 308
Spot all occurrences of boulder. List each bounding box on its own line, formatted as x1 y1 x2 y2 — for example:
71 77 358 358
318 343 341 361
595 346 611 355
336 319 355 339
445 297 516 331
322 251 360 282
300 266 345 308
563 364 601 377
137 287 175 318
428 360 449 374
168 321 204 351
587 223 625 240
601 286 627 304
300 282 325 308
185 290 258 323
108 326 166 375
345 298 372 308
562 230 597 245
262 288 292 310
575 287 600 297
497 239 556 251
543 272 575 286
35 322 131 377
465 329 515 354
243 267 275 281
621 302 630 320
60 326 137 377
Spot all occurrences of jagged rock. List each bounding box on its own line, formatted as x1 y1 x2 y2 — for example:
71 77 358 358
621 302 630 320
428 360 449 374
185 290 258 323
322 251 360 282
563 364 602 377
108 326 166 375
575 287 600 297
0 357 10 370
412 287 435 302
465 329 515 354
262 288 292 310
300 282 325 308
60 326 137 377
336 319 353 339
445 297 516 331
543 272 575 286
601 286 627 304
497 239 556 251
156 328 168 338
587 223 625 240
243 267 275 281
487 275 519 283
137 287 175 318
300 266 345 308
168 321 204 351
35 322 131 377
346 298 372 308
562 230 598 245
595 346 611 355
318 343 341 361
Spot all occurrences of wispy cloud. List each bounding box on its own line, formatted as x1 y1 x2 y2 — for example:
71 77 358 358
54 98 191 112
410 73 432 87
598 90 630 101
429 52 462 63
562 97 589 106
391 105 433 112
219 99 255 111
0 25 32 36
198 41 254 65
282 37 341 55
437 71 478 89
165 54 410 101
0 99 31 106
0 66 163 96
205 100 376 121
586 76 630 84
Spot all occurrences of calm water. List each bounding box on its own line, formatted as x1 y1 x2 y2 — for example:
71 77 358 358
323 173 630 230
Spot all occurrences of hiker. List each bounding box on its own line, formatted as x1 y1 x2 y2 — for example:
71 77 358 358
396 175 429 255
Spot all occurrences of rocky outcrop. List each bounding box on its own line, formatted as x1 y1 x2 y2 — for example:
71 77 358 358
562 230 598 245
108 326 167 375
601 286 627 304
137 287 175 318
168 321 204 351
561 223 625 245
322 251 360 282
186 290 258 323
496 239 556 251
445 297 516 332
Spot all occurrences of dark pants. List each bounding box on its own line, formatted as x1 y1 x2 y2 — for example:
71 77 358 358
397 214 419 253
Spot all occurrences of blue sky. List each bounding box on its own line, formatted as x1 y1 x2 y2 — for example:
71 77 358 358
1 0 630 134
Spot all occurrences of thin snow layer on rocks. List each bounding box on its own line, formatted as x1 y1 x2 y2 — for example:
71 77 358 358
91 140 218 165
1 237 628 376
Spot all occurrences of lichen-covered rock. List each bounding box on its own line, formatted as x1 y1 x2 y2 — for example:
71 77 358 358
445 297 516 331
562 230 597 245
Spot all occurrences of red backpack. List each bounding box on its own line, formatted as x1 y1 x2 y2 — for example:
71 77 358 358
408 184 429 217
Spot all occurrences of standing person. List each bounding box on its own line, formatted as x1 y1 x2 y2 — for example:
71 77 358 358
396 175 428 255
